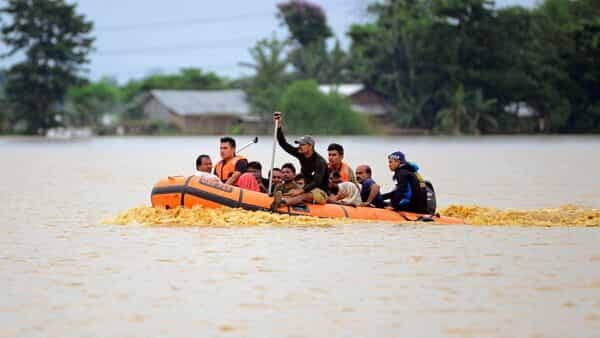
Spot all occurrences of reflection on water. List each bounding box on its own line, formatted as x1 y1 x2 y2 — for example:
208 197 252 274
1 135 600 338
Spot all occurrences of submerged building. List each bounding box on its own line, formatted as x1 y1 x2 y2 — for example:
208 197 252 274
141 89 262 134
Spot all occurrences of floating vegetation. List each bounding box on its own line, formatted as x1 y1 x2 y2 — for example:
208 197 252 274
104 205 339 227
104 204 600 228
440 204 600 227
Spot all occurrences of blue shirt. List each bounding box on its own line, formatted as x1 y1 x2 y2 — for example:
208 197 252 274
360 178 384 208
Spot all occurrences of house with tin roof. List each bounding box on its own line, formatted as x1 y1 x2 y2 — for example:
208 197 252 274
318 83 390 117
141 89 262 134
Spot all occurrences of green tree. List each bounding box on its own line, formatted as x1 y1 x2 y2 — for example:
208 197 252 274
522 0 574 132
1 0 94 134
277 0 333 80
565 0 600 131
279 80 368 134
0 68 7 132
277 0 332 46
435 85 466 135
325 40 351 85
64 78 122 127
240 36 290 119
435 85 497 135
121 68 229 101
348 0 439 128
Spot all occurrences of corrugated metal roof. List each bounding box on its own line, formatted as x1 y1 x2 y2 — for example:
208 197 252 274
318 83 365 96
149 89 251 117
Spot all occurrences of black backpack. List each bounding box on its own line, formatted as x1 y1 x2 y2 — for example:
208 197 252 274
423 181 437 215
413 169 437 215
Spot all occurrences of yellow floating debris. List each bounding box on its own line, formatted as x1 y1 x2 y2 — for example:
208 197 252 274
104 205 340 227
440 204 600 227
104 204 600 227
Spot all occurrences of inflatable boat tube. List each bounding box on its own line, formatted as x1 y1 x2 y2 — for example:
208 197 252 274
151 176 464 224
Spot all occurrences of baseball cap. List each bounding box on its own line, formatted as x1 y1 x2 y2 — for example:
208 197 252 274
388 151 406 162
294 135 315 146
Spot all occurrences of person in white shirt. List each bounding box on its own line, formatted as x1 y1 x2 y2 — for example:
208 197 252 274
195 154 219 181
327 171 362 206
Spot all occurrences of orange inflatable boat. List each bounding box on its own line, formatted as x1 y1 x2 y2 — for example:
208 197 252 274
151 175 465 224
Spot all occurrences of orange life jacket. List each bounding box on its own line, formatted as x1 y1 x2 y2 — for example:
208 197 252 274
330 162 352 182
215 156 246 183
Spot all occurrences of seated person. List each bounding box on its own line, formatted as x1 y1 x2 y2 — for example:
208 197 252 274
212 136 260 191
381 151 427 213
327 171 362 206
194 154 219 181
247 161 269 193
214 136 248 185
268 168 282 194
274 163 300 195
236 171 260 192
271 111 329 209
294 173 305 190
327 143 358 184
355 164 384 208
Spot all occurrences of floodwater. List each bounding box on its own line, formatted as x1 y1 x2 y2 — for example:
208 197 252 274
1 135 599 338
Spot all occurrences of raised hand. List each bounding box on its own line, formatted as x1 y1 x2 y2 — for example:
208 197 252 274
273 111 282 125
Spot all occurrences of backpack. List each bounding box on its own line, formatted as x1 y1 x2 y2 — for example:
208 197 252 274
414 171 437 215
423 181 437 215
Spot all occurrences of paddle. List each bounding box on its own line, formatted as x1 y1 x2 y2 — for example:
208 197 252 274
236 136 259 153
267 119 279 195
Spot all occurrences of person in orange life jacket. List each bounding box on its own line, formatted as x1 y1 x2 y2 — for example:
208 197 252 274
213 136 259 191
327 143 358 185
381 151 428 213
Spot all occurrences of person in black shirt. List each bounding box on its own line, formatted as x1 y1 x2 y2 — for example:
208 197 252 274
381 151 428 213
271 111 329 208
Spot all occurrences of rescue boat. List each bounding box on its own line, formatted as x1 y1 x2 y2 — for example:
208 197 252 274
151 175 465 224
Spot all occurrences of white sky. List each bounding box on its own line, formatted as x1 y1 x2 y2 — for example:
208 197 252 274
0 0 538 83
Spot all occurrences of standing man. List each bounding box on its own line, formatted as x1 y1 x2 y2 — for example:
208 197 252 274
271 112 329 208
214 137 248 186
327 143 358 184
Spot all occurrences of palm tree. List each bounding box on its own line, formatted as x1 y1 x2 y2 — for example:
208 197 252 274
466 89 498 134
435 85 498 135
435 84 466 135
239 36 290 119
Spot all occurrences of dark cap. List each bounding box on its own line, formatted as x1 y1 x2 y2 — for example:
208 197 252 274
388 151 406 162
294 135 315 146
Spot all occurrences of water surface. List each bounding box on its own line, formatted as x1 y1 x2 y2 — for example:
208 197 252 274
1 135 599 337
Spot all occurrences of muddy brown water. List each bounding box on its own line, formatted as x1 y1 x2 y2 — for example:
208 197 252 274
1 135 599 337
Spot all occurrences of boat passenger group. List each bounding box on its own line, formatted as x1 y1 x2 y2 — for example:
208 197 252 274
194 112 436 214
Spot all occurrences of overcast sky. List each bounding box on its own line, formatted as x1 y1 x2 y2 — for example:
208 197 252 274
0 0 538 83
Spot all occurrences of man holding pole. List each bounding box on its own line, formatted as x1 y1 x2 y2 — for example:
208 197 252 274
271 112 329 209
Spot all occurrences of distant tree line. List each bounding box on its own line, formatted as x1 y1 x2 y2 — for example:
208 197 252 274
346 0 600 134
1 0 599 135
